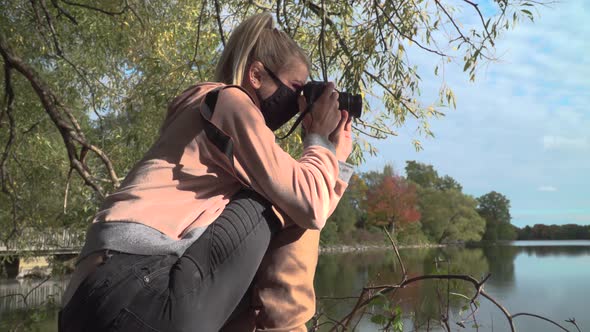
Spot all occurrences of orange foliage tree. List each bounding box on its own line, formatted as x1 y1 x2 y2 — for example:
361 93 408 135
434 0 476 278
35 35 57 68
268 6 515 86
365 173 420 234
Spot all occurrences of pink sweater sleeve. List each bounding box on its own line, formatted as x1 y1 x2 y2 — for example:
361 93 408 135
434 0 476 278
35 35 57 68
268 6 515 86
209 87 347 230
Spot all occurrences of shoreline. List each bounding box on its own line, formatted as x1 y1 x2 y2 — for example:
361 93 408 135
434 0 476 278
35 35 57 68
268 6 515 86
319 243 447 254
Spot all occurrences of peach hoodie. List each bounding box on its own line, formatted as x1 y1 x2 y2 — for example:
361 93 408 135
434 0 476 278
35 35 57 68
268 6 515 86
90 83 352 330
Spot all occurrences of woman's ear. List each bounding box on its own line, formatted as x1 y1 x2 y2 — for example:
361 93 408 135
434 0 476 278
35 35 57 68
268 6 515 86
247 61 264 89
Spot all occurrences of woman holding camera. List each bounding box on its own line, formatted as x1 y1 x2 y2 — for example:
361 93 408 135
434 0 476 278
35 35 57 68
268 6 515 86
59 12 353 332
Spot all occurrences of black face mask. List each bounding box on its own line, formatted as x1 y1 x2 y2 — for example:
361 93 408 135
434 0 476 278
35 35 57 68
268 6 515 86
256 65 301 131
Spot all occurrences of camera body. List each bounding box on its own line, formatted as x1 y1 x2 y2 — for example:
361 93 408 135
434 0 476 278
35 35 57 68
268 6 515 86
302 81 362 118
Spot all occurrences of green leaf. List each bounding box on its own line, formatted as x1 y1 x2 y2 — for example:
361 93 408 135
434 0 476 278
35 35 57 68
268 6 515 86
463 59 471 72
371 314 387 325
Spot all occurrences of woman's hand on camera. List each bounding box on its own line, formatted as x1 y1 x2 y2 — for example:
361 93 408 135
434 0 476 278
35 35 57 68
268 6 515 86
300 82 340 138
329 110 353 162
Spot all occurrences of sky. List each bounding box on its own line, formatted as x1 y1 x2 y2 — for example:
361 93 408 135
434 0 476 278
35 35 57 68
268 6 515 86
359 0 590 227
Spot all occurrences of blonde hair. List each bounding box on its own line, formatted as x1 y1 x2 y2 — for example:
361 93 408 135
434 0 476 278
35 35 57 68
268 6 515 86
214 12 311 85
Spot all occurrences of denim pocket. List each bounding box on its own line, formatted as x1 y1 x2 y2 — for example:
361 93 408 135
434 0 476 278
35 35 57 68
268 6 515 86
132 255 175 297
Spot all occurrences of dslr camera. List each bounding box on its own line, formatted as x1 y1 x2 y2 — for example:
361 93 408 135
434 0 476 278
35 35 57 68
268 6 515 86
302 81 362 119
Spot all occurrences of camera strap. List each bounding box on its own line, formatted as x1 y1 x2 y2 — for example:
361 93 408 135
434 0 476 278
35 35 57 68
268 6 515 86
276 103 313 140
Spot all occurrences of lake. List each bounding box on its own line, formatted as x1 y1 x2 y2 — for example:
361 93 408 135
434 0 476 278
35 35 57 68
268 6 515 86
314 240 590 331
2 240 589 331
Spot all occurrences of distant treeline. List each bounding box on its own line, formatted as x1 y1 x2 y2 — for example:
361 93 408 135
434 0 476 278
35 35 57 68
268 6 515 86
516 224 590 240
323 161 516 245
325 161 587 245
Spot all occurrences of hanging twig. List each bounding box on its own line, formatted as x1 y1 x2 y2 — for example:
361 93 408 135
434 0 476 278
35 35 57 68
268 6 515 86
174 0 207 94
376 1 447 56
60 0 126 16
213 0 225 46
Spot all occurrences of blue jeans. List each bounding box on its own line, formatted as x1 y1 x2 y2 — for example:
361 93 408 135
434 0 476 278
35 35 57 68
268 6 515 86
59 190 281 332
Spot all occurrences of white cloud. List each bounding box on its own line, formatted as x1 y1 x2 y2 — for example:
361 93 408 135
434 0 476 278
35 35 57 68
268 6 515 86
362 0 590 227
542 135 588 150
538 186 557 192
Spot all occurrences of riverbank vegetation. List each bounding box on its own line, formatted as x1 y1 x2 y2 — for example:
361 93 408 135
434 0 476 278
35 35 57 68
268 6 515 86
323 161 518 246
324 160 590 248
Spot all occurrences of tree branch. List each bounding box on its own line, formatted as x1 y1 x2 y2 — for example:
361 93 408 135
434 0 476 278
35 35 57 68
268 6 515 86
0 33 122 197
461 0 494 47
213 0 226 46
376 1 448 56
60 0 126 16
50 0 78 25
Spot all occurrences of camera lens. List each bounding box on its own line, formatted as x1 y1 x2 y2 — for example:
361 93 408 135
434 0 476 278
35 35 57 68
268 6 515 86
302 81 362 118
349 94 362 118
338 92 362 118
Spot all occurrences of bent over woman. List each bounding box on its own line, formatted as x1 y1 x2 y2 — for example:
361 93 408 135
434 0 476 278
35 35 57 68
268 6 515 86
59 12 353 332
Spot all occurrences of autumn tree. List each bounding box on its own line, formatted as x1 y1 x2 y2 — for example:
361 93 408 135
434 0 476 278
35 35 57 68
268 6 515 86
365 167 420 234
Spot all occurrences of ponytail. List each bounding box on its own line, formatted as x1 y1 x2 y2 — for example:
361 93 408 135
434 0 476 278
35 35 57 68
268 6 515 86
214 12 310 85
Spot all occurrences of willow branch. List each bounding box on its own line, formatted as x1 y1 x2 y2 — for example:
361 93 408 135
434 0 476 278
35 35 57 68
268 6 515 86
30 0 52 49
213 0 225 46
362 70 419 119
351 124 387 139
1 65 16 188
40 0 64 55
60 0 126 16
0 33 122 197
1 64 20 240
50 0 78 25
39 0 104 122
461 0 494 46
376 1 447 56
175 0 207 93
306 0 419 125
433 0 492 62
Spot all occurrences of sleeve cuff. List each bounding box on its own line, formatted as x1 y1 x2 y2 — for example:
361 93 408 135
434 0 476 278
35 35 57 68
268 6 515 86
338 161 354 183
303 133 336 155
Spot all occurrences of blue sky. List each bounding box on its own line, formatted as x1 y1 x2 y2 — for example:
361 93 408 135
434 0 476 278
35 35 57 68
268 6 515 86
359 0 590 227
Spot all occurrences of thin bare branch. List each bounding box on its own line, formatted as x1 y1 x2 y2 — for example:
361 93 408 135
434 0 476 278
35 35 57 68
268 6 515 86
461 0 494 46
60 0 126 16
376 1 448 56
512 312 571 331
50 0 78 25
214 0 226 46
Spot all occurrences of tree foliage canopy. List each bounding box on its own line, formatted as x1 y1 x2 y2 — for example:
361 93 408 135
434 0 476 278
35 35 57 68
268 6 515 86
477 191 516 241
365 169 420 233
0 0 545 240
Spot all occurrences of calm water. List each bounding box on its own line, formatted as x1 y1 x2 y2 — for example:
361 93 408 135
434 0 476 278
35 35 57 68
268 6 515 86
314 240 590 331
1 241 589 331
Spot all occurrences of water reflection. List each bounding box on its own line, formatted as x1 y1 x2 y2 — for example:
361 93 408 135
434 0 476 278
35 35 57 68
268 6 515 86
315 241 590 331
1 242 589 331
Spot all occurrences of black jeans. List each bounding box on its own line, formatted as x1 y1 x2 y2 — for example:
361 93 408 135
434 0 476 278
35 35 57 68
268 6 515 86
59 190 281 332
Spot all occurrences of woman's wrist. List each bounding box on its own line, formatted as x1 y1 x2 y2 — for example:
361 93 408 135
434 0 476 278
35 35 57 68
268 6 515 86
303 133 336 155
